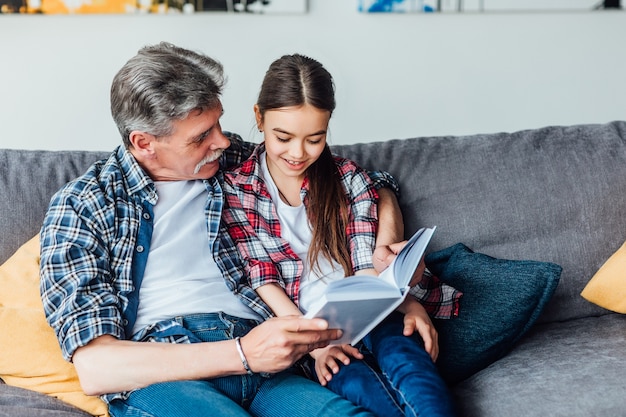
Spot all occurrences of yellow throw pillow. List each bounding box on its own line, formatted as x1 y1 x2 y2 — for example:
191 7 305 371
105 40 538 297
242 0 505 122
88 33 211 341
0 235 108 416
581 240 626 314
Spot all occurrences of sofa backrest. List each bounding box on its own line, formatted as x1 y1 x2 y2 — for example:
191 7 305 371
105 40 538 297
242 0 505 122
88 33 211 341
333 121 626 324
0 149 108 265
2 120 625 324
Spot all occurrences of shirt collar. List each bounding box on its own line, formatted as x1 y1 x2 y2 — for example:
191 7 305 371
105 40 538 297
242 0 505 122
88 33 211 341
114 145 158 205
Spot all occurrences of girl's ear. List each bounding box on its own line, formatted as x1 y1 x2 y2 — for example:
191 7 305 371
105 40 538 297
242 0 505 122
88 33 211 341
253 104 263 131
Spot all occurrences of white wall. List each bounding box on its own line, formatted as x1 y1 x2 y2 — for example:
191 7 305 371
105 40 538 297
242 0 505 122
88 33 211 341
1 0 625 151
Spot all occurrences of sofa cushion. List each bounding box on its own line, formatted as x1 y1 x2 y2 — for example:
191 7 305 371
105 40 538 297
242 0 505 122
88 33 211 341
581 240 626 313
0 236 108 417
451 314 626 417
0 383 93 417
426 243 562 384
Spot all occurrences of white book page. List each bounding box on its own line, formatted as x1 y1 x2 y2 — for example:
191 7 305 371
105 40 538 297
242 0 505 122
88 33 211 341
303 226 436 345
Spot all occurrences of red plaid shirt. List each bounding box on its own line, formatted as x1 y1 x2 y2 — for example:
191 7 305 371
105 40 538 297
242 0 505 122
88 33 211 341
223 144 378 307
223 143 461 318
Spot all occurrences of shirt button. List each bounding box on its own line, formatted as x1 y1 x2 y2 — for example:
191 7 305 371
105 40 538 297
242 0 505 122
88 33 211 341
122 319 129 326
136 245 144 253
142 212 151 220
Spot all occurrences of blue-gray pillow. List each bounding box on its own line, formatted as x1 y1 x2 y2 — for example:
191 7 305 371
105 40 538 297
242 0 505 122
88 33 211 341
426 243 562 385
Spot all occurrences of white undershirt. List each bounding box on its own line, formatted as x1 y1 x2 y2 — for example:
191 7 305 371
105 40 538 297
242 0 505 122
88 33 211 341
132 180 259 335
260 152 345 313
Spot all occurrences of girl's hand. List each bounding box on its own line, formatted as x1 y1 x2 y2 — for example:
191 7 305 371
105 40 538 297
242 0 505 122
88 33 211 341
398 297 439 362
309 344 363 386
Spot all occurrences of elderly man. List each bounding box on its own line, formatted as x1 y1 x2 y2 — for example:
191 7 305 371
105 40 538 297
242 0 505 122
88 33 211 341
40 42 407 417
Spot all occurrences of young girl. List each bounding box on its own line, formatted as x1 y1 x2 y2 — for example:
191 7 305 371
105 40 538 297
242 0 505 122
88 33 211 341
222 54 460 417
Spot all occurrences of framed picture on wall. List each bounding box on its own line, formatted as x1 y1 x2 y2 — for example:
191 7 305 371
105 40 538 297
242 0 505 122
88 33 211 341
358 0 621 13
0 0 307 15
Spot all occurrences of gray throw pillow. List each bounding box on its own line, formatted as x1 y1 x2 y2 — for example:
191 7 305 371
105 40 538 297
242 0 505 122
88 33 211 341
426 243 562 385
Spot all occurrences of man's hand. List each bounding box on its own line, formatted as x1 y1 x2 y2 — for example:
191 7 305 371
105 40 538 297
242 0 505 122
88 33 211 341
374 188 404 270
374 243 427 288
373 241 406 273
309 344 363 386
240 316 342 374
72 317 341 396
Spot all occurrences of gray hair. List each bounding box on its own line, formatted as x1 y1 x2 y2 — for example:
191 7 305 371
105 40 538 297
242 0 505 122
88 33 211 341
110 42 226 147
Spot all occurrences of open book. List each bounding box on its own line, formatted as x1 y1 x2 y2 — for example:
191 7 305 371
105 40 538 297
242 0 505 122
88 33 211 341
303 226 436 345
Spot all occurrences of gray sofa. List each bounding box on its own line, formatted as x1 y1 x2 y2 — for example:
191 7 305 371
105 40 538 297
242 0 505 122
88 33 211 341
2 121 626 417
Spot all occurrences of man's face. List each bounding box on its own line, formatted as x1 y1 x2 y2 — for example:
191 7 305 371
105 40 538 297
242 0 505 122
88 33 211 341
145 105 231 181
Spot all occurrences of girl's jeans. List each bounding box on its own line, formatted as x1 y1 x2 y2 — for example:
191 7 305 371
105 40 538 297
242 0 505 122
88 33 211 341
320 312 457 417
108 312 373 417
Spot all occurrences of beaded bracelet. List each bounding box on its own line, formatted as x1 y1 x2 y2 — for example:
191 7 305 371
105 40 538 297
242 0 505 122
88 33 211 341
235 336 254 375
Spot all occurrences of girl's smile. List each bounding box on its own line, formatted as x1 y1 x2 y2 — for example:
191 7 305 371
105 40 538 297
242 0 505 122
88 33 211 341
257 103 331 183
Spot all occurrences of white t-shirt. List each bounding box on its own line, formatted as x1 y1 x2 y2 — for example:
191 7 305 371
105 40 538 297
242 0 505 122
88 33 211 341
259 152 345 313
132 180 259 335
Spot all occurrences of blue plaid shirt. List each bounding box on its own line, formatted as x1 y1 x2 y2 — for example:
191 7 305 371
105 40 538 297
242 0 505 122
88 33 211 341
39 132 399 402
40 132 260 357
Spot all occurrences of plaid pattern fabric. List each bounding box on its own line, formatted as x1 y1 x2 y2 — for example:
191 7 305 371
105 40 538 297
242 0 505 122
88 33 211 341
39 133 261 403
409 269 462 319
223 143 461 319
222 144 379 307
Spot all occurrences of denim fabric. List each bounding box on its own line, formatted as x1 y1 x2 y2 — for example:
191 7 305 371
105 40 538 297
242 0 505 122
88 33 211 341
324 353 404 417
109 313 374 417
321 312 457 417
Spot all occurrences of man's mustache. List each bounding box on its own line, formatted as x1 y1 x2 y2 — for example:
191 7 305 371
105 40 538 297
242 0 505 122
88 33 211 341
194 149 224 174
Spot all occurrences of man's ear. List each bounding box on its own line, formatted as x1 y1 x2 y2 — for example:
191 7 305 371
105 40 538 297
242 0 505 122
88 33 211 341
129 131 156 157
253 104 263 131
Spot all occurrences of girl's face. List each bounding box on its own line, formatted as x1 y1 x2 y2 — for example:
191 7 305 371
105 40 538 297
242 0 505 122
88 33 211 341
257 103 331 183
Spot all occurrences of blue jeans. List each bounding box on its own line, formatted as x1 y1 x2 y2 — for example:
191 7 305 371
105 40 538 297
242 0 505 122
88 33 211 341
109 313 373 417
319 312 457 417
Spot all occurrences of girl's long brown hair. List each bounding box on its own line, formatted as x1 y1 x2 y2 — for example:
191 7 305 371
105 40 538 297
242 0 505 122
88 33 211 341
256 54 352 276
